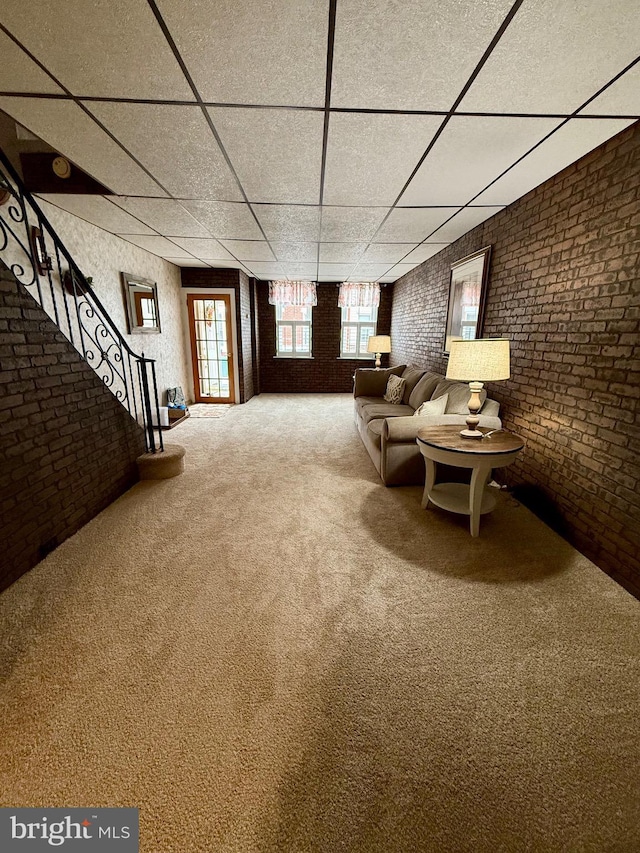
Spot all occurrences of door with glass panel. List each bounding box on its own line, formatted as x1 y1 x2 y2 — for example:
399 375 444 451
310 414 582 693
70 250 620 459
187 294 235 403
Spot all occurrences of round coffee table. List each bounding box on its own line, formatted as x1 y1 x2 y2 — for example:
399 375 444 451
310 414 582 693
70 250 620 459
416 426 524 537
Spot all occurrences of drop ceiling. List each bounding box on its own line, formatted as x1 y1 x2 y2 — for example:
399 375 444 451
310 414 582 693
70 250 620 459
0 0 637 282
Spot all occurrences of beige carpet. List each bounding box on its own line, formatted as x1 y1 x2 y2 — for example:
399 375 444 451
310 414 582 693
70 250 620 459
1 394 639 853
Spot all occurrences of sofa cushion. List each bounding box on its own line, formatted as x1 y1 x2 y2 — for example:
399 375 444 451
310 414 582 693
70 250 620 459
400 366 426 404
354 365 405 398
360 403 415 424
383 374 406 404
433 379 486 414
408 372 442 410
414 393 448 417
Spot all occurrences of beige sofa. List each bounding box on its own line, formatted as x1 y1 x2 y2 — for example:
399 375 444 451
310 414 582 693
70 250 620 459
354 365 502 485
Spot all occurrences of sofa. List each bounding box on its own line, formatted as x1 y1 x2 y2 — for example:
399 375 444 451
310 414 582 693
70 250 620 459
354 365 502 486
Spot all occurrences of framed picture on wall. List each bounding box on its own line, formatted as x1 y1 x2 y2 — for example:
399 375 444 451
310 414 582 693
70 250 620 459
443 245 491 355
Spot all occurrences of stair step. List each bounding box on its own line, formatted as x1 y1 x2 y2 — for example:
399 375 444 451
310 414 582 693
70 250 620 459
137 444 186 480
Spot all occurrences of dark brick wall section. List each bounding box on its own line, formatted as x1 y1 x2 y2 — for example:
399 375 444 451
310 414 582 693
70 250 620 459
181 267 255 403
391 121 640 597
257 282 393 392
0 271 146 592
239 271 254 401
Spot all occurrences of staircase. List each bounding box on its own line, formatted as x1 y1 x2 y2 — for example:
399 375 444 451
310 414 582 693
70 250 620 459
0 147 163 453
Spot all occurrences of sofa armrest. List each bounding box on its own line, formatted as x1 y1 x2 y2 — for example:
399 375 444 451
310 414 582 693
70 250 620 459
384 413 503 443
354 365 405 398
384 415 433 442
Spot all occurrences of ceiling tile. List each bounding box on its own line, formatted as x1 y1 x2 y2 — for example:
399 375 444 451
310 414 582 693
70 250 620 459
271 242 318 262
349 263 393 280
36 194 156 235
429 207 502 243
318 263 356 278
475 119 633 205
87 103 241 201
120 236 194 258
580 65 640 116
219 240 275 261
156 0 328 106
360 243 419 263
319 243 367 263
332 0 514 110
0 97 164 196
179 201 262 240
320 207 387 242
374 208 457 243
400 116 561 206
323 113 441 205
459 0 640 113
165 258 211 268
429 207 504 241
0 31 64 93
284 263 318 280
253 205 321 241
387 263 420 277
403 243 449 264
209 108 323 204
169 238 233 260
202 259 250 273
111 198 211 238
0 0 194 100
242 261 286 279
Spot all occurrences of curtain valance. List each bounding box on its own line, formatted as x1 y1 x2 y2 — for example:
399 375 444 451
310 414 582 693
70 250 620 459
268 280 317 306
337 282 380 309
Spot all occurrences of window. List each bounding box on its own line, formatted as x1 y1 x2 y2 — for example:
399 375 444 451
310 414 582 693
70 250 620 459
340 305 378 359
276 303 312 357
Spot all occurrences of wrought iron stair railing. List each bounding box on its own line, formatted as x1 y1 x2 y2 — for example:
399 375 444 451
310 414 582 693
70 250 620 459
0 148 163 453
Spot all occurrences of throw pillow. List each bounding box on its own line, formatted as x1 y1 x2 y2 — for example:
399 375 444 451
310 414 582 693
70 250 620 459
413 394 448 417
383 374 406 404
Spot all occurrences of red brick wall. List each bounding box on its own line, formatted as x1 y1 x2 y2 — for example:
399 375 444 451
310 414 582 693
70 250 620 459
0 271 146 592
391 121 640 596
181 267 255 403
257 282 393 392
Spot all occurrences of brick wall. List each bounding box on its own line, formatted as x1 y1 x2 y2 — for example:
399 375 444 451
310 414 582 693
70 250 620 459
391 121 640 596
181 267 255 403
257 282 393 392
0 270 146 592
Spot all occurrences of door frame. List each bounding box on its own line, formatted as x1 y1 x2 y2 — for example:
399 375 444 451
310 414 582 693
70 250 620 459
182 288 240 404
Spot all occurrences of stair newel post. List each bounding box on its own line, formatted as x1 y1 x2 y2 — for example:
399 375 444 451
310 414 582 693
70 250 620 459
150 359 164 452
138 354 156 453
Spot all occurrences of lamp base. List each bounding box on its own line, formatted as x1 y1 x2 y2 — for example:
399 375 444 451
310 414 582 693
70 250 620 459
374 352 381 369
459 427 483 439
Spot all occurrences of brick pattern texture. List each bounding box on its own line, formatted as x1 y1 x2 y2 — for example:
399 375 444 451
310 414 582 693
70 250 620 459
181 268 255 403
391 121 640 596
0 271 146 592
257 282 393 392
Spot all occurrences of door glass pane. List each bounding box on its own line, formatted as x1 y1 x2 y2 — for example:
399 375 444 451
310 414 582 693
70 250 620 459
192 297 232 401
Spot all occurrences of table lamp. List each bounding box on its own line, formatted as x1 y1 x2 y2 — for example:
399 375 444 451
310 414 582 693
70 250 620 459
367 335 391 369
446 338 510 438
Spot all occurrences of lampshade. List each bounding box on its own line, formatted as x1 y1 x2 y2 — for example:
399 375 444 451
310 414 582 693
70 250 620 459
367 335 391 354
446 338 510 381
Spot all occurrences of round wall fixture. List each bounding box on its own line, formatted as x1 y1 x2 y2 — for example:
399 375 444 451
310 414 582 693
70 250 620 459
0 188 10 206
52 156 72 179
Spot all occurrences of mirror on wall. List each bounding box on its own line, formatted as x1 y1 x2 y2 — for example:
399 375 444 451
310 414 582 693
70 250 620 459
121 272 161 334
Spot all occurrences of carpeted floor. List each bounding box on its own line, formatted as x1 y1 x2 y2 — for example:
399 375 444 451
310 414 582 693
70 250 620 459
1 394 639 852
